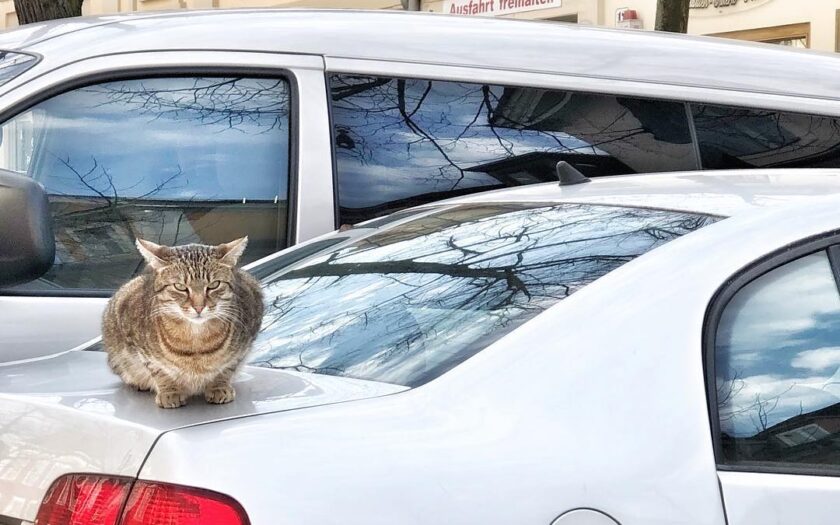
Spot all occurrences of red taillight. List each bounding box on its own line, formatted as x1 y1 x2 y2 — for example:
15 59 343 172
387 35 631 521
121 481 249 525
35 475 249 525
35 474 131 525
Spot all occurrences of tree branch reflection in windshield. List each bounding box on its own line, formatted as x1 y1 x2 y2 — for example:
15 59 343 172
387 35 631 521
250 203 717 387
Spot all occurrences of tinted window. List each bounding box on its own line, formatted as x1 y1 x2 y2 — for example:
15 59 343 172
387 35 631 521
330 75 697 224
0 76 291 292
251 203 717 386
715 251 840 471
692 104 840 169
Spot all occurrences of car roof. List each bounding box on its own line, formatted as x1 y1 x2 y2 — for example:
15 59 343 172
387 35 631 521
2 9 840 102
418 169 840 218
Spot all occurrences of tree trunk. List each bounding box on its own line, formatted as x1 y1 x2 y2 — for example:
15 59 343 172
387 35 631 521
13 0 84 25
655 0 690 33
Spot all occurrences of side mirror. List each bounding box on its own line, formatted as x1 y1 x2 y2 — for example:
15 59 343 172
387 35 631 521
0 170 54 287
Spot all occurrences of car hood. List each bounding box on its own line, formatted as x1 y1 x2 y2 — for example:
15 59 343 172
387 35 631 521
0 349 405 522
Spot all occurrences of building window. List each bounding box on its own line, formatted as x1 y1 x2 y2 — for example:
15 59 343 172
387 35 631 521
548 14 578 23
711 22 810 49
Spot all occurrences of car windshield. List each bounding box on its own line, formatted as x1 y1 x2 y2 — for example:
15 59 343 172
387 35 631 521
249 202 720 387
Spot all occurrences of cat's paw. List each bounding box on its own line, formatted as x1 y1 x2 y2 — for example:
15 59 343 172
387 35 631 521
205 385 236 404
155 391 188 408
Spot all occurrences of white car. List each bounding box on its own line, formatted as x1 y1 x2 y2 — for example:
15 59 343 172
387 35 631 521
4 9 840 360
2 168 840 524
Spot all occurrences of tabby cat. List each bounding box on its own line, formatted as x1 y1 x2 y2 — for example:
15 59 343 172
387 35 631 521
102 237 263 408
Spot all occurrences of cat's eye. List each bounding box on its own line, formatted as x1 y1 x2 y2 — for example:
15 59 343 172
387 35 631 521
173 283 188 292
207 280 222 290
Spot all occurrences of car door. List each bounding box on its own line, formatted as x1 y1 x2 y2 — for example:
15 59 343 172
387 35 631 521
707 239 840 523
0 51 334 362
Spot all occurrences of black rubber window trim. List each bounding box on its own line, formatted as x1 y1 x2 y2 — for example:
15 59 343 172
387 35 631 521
827 245 840 295
325 71 342 231
703 229 840 478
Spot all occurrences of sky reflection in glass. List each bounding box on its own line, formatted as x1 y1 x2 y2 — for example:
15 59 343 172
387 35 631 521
252 203 715 386
717 253 840 439
331 75 696 223
27 77 290 202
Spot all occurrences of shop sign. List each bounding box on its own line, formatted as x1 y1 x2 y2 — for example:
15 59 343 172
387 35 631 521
690 0 762 8
445 0 562 16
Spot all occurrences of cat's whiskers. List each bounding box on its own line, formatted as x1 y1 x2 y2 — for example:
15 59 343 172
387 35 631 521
149 305 177 319
213 307 248 331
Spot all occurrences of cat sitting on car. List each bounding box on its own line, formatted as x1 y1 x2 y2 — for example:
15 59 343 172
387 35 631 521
102 237 263 408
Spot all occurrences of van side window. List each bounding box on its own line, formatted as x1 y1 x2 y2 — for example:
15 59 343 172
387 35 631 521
692 104 840 169
714 250 840 472
0 76 292 293
330 74 697 225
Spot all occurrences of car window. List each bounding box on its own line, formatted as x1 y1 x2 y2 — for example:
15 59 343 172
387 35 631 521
0 51 37 86
692 104 840 169
251 202 718 387
0 76 292 293
714 250 840 472
330 74 698 225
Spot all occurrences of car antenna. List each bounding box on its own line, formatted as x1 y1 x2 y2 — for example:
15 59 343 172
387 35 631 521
556 161 591 186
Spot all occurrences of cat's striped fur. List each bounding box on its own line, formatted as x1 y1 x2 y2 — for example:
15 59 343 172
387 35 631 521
102 237 263 408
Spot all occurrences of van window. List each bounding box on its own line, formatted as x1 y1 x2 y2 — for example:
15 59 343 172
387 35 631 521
692 104 840 169
0 76 291 293
330 74 698 225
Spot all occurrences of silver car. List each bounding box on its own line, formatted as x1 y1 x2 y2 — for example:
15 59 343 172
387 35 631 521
3 168 840 524
3 9 840 360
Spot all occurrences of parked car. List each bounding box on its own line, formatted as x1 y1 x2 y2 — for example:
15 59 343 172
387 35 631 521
3 10 840 360
3 168 840 524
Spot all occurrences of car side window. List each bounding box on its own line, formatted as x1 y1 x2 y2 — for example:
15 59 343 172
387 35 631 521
330 74 697 225
692 104 840 169
714 250 840 472
0 76 292 293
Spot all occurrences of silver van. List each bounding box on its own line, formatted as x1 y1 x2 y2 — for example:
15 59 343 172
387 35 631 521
3 8 840 360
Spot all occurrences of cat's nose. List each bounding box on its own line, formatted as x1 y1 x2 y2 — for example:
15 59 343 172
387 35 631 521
193 304 205 314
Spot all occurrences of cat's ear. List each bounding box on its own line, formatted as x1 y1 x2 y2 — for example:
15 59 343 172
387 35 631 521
135 238 170 270
217 237 248 267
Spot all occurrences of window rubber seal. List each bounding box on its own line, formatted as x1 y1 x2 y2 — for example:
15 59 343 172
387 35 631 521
826 245 840 295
